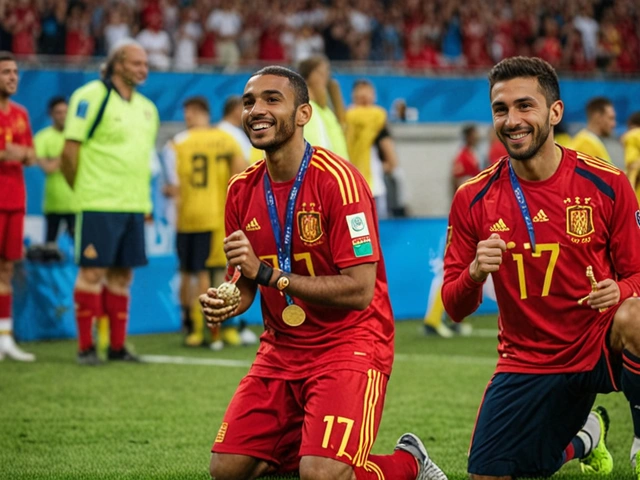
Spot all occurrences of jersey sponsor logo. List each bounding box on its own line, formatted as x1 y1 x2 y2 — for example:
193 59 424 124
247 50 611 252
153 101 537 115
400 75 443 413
76 100 89 119
347 212 370 238
83 243 98 259
215 422 228 443
532 209 549 222
352 236 373 257
245 217 261 231
636 210 640 229
489 218 510 232
297 203 323 244
565 197 594 238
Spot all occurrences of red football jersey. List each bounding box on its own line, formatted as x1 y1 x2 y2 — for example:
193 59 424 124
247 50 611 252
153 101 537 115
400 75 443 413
226 147 395 380
443 147 640 374
452 146 481 180
0 102 33 212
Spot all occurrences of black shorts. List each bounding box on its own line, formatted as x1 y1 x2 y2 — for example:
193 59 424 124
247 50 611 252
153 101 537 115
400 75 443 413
177 231 212 273
45 213 76 242
468 344 621 477
75 211 147 268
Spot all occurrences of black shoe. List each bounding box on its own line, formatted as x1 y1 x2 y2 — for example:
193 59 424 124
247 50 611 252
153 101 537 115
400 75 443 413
77 346 103 366
107 347 141 362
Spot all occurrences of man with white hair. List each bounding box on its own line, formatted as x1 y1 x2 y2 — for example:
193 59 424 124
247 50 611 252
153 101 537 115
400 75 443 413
61 40 159 365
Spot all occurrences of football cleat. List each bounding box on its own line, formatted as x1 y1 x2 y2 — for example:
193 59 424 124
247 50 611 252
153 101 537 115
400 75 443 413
580 406 613 474
0 334 35 362
107 346 141 362
77 346 102 366
184 332 204 347
395 433 448 480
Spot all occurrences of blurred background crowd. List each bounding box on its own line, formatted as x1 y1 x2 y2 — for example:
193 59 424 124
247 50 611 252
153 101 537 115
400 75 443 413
1 0 639 74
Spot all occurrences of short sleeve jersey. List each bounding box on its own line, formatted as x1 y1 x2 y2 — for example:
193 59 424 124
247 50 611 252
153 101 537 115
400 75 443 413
443 147 640 374
571 129 612 163
34 126 77 214
226 146 395 380
170 127 242 232
64 80 159 213
0 102 33 212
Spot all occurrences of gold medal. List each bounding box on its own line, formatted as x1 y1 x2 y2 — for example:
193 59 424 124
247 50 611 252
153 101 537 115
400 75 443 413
282 304 306 327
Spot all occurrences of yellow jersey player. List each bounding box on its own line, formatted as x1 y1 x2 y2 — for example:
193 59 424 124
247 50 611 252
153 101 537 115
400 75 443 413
571 96 616 163
622 111 640 206
162 96 246 348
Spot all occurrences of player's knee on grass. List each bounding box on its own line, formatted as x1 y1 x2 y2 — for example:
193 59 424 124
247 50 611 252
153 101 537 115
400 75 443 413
612 298 640 352
299 456 355 480
209 453 271 480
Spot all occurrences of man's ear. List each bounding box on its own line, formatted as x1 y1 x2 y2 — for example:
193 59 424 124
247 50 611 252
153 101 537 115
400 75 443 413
549 99 564 127
296 103 312 127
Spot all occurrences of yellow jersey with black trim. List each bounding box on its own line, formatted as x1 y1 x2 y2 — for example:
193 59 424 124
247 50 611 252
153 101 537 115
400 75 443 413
170 127 242 232
345 105 387 189
570 129 612 163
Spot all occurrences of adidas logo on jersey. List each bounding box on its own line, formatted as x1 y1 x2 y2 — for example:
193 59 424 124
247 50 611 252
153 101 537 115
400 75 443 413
245 218 261 231
489 219 510 232
533 209 549 222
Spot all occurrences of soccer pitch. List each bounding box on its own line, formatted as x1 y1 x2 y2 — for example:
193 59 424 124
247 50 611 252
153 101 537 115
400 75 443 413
1 316 635 480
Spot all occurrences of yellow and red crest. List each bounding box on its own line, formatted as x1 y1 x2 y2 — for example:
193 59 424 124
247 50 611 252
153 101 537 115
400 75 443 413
297 203 323 244
566 205 594 238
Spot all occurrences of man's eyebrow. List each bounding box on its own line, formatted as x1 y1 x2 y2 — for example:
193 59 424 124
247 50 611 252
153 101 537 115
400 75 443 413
491 96 537 108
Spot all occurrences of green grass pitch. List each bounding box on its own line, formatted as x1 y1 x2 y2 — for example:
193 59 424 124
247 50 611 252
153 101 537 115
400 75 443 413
1 316 635 479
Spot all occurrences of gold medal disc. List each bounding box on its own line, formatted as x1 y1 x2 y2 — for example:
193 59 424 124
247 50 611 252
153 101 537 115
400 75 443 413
282 304 306 327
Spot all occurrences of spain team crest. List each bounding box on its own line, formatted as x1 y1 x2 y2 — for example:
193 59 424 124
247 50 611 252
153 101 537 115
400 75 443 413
298 204 323 244
566 205 594 238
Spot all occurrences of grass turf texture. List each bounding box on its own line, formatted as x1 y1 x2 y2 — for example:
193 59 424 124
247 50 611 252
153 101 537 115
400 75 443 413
1 316 635 479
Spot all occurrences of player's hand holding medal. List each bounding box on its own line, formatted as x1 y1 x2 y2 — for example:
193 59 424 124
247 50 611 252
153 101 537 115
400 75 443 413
199 266 242 326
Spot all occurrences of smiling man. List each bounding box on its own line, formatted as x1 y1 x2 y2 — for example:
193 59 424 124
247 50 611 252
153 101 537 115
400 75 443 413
442 56 640 480
199 66 447 480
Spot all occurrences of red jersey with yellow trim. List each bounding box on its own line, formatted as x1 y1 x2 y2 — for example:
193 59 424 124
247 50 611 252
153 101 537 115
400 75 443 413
225 146 394 380
0 101 33 211
443 146 640 374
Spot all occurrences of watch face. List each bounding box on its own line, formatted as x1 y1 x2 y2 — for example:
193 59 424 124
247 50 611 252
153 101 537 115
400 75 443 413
277 275 290 291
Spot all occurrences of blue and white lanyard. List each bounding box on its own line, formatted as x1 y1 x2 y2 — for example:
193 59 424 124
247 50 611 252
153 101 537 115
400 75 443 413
508 160 536 253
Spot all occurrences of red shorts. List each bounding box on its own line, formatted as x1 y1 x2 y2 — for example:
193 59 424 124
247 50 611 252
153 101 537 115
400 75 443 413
212 368 389 473
0 211 24 261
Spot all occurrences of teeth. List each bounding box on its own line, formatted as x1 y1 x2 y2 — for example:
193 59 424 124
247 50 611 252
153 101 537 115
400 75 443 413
509 133 528 139
252 123 271 131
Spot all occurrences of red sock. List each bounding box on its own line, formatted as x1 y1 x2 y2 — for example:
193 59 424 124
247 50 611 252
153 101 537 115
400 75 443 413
353 450 418 480
74 290 101 351
0 293 10 318
104 289 129 351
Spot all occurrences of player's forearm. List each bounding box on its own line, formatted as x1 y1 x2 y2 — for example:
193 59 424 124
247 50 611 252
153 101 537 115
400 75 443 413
233 278 257 316
61 141 80 188
617 275 640 302
441 267 484 322
272 270 375 311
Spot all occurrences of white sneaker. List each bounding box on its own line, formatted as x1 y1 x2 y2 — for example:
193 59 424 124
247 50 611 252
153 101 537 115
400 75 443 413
0 335 36 362
239 327 258 345
209 340 224 351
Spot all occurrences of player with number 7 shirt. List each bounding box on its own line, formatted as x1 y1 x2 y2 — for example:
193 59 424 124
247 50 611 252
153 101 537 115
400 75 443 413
199 65 447 480
442 56 640 479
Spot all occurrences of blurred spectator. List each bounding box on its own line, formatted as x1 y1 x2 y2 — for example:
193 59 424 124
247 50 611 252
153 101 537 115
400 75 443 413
38 0 66 56
103 4 132 54
258 16 286 62
573 2 599 63
535 17 563 68
5 0 40 56
451 124 481 195
622 111 640 205
136 10 171 70
205 0 242 67
487 127 508 166
172 7 201 71
292 25 325 64
66 3 95 60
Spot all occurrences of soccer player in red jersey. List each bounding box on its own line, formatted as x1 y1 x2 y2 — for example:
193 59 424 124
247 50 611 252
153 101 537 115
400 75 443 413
442 56 640 479
0 51 35 362
451 124 481 194
199 66 447 480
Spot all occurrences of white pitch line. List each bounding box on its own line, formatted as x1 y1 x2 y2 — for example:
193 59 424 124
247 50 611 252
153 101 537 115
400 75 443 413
140 354 251 367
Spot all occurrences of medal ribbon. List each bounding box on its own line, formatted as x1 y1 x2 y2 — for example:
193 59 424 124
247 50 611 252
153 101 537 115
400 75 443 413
508 160 536 253
263 142 313 305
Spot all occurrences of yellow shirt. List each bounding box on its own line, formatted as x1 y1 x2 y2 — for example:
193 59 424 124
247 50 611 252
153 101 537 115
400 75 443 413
571 129 612 163
345 105 387 190
304 100 349 159
622 127 640 204
169 127 242 232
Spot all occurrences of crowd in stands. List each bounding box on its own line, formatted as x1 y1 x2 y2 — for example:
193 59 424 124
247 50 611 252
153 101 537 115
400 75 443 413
1 0 639 73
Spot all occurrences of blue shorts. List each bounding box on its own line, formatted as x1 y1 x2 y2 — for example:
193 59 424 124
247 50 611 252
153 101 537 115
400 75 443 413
176 231 212 273
468 344 621 477
75 211 147 268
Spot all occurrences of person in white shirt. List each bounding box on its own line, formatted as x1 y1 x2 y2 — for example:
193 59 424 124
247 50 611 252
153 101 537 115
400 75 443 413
136 11 171 71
